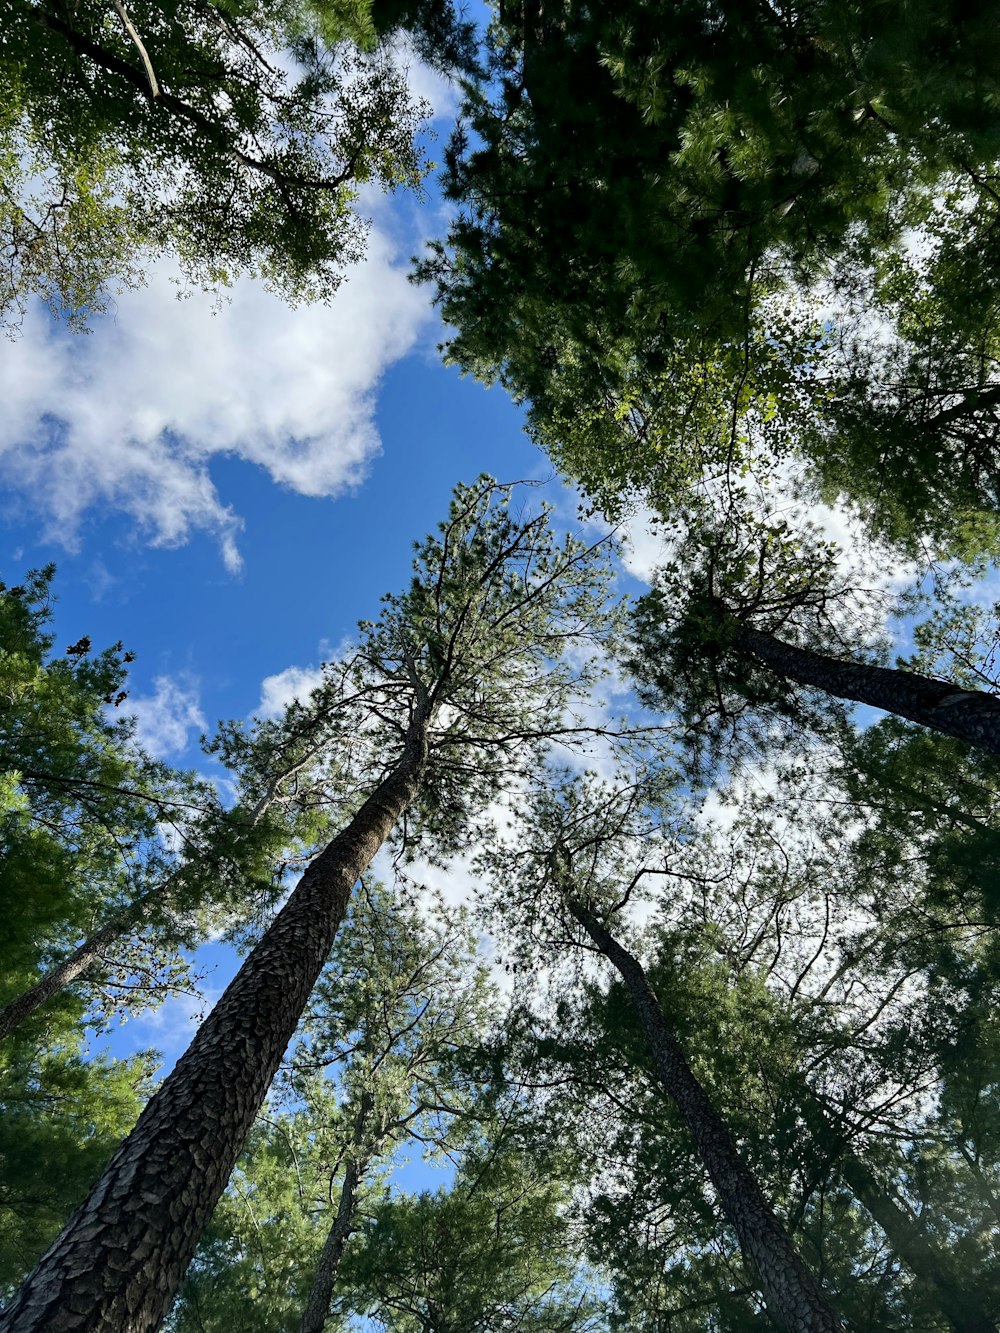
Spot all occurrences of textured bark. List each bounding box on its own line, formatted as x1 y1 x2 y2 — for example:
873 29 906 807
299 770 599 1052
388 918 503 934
0 891 156 1043
796 1091 998 1333
569 902 844 1333
0 721 429 1333
734 624 1000 755
300 1092 375 1333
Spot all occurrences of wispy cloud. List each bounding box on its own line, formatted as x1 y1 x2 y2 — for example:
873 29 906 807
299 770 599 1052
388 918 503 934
127 674 206 759
0 226 429 571
389 32 462 123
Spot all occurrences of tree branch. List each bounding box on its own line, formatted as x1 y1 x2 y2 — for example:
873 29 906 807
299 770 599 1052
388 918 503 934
110 0 160 98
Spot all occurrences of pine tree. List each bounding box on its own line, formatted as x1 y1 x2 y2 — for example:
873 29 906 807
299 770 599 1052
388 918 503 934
0 479 616 1333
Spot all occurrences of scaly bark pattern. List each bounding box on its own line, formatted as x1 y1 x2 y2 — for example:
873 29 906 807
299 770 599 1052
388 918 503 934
569 901 845 1333
0 724 428 1333
734 624 1000 755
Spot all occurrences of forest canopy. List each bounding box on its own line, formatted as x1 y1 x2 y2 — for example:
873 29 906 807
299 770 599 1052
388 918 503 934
4 3 1000 1333
1 0 476 328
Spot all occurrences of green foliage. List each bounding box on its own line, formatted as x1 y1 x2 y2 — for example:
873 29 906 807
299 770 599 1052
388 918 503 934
481 750 1000 1331
835 719 1000 921
421 1 1000 560
340 1137 604 1333
0 565 296 1026
367 0 478 74
211 478 621 870
0 1037 153 1294
626 503 879 774
1 566 198 1020
800 188 1000 558
165 1107 324 1333
0 566 287 1291
0 0 470 328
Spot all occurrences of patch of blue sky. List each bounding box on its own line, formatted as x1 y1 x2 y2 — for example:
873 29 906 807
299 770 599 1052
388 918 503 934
1 322 545 750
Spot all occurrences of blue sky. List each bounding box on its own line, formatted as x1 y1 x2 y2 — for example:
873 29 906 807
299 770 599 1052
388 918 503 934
0 54 563 756
3 330 545 742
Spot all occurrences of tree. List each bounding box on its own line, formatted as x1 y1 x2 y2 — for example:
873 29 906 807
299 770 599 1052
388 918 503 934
568 900 844 1333
802 189 1000 556
628 509 1000 772
791 1083 998 1333
0 567 193 1042
670 773 1000 1333
0 566 290 1045
1 0 473 329
635 597 1000 761
296 886 495 1333
419 2 1000 559
832 718 1000 923
338 1129 604 1333
0 478 617 1332
165 880 495 1333
486 769 846 1333
0 566 306 1291
529 921 1000 1333
490 753 1000 1331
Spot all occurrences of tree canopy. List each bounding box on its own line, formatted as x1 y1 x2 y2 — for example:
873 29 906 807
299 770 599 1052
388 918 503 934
422 0 1000 558
1 0 477 329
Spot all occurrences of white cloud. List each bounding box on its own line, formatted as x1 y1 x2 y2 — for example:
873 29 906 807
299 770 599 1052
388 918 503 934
389 33 461 124
619 504 675 584
115 976 228 1074
257 663 326 719
0 226 430 570
127 673 206 759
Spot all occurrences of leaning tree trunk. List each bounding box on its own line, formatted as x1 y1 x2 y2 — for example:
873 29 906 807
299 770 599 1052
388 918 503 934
568 901 845 1333
0 774 290 1043
0 718 429 1333
733 623 1000 755
796 1088 998 1333
300 1091 376 1333
0 888 160 1042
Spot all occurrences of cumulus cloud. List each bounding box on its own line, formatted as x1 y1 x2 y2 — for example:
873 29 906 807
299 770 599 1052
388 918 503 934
0 226 430 571
257 663 327 719
127 674 207 759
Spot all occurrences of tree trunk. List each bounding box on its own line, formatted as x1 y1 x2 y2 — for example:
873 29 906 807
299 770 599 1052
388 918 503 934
733 623 1000 755
568 901 844 1333
0 719 429 1333
0 779 286 1044
300 1091 375 1333
0 891 156 1043
840 1158 997 1333
796 1090 998 1333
